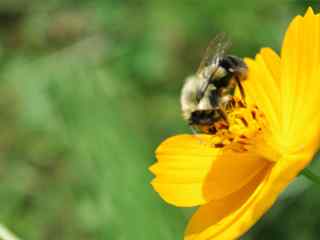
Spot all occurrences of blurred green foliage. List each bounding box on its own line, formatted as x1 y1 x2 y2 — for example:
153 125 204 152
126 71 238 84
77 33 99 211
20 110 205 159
0 1 320 240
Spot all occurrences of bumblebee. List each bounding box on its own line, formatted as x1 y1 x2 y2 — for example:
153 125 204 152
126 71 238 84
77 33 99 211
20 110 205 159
180 34 248 133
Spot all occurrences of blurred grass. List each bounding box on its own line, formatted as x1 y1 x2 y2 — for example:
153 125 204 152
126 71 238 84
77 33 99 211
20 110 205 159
0 1 319 240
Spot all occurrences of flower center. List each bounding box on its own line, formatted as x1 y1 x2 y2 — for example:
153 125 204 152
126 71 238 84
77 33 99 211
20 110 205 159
204 97 266 151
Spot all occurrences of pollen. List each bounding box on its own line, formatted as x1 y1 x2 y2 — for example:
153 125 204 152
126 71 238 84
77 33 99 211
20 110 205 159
212 97 266 149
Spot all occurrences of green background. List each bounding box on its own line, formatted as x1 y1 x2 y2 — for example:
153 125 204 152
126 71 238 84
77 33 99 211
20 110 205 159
0 1 320 239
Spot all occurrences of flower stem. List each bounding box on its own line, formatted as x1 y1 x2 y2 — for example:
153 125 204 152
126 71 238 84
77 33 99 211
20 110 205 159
301 168 320 185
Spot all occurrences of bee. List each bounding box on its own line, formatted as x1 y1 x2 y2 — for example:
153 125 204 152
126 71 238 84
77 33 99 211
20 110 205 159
180 34 248 134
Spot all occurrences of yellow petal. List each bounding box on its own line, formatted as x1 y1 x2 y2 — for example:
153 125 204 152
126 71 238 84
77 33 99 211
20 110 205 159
244 48 281 141
202 150 270 201
185 152 312 240
150 135 271 207
279 7 320 153
150 135 220 207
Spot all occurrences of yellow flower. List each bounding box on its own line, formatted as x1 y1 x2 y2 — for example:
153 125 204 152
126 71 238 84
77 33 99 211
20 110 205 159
149 7 320 240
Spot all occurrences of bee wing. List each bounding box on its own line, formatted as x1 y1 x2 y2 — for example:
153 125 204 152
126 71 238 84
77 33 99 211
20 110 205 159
196 33 232 78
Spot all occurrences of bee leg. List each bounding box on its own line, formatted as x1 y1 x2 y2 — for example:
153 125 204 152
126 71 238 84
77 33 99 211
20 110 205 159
217 108 228 124
236 77 246 105
225 97 236 110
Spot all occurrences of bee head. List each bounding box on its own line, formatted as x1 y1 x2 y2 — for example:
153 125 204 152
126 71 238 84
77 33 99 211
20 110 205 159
219 55 248 80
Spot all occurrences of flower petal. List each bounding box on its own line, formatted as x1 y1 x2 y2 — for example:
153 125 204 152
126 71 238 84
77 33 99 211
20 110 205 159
185 152 312 240
150 135 271 207
150 135 221 207
202 150 270 201
244 48 281 139
280 7 320 153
